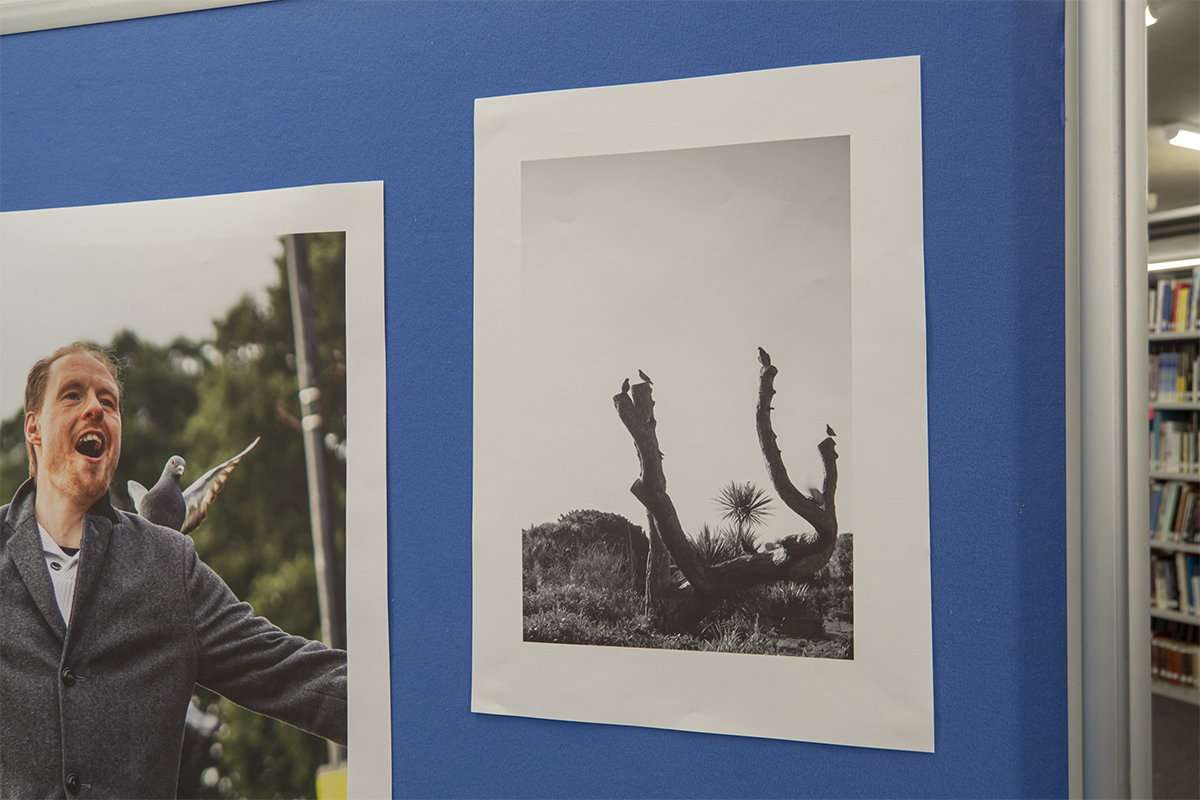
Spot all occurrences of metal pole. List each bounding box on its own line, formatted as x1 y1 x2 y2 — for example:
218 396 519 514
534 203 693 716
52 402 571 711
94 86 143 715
285 233 344 767
1075 1 1151 796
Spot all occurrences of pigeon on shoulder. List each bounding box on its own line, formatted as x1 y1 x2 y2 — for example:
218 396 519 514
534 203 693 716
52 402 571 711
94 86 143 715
128 437 260 534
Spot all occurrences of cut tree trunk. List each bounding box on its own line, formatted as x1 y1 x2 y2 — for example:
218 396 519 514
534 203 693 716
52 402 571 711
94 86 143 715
613 350 839 629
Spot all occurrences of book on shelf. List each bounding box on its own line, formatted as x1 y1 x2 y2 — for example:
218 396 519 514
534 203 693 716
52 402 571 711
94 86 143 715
1149 409 1200 473
1150 478 1200 542
1154 556 1179 610
1151 268 1200 334
1150 551 1200 615
1156 279 1171 332
1192 556 1200 617
1147 344 1200 403
1190 268 1199 332
1175 282 1191 333
1177 551 1195 616
1150 618 1199 689
1150 284 1156 334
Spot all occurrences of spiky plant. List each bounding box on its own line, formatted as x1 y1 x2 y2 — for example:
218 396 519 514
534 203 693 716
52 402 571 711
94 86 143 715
716 481 774 550
692 523 734 566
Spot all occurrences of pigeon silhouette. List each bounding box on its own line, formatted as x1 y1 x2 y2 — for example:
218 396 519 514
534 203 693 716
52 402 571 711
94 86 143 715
621 378 630 394
638 369 653 386
826 424 836 437
128 437 260 534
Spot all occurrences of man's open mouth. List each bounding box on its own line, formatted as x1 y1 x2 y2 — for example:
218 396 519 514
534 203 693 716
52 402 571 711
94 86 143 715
76 433 105 458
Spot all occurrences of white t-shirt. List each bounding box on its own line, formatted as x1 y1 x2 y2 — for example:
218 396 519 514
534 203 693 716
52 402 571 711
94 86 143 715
38 523 80 628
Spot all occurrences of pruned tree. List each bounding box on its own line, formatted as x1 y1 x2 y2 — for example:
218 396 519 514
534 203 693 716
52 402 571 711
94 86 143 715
613 348 839 631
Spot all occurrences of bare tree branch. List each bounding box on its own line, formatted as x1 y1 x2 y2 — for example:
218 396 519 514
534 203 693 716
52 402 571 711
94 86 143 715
755 353 838 557
613 351 840 610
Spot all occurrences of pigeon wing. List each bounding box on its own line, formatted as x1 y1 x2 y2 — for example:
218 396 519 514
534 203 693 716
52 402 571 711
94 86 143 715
180 437 260 535
127 480 149 514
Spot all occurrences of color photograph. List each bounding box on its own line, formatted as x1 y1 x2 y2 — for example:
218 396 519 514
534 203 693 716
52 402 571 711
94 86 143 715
0 183 389 798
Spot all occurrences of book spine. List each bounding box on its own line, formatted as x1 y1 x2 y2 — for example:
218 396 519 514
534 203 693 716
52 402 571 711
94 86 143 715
1151 411 1160 470
1166 281 1176 333
1185 554 1195 618
1150 482 1163 535
1193 356 1199 403
1155 557 1170 609
1177 552 1190 614
1176 282 1191 333
1158 280 1170 334
1192 266 1200 329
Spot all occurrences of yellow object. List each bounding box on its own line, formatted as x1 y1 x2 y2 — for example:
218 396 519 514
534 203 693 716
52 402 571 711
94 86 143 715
315 763 348 800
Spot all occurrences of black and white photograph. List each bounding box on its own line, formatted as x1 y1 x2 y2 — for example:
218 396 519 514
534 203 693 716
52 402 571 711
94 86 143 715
475 59 934 751
519 138 854 659
0 183 390 798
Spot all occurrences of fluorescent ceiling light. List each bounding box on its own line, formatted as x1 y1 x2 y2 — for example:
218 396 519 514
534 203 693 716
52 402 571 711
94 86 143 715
1165 123 1200 152
1150 257 1200 272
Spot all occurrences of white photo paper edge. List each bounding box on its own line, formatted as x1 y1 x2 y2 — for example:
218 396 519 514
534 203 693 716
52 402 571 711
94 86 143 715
0 180 392 796
472 57 933 752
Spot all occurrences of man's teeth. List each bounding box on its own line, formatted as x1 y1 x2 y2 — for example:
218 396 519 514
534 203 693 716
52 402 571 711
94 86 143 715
76 433 103 457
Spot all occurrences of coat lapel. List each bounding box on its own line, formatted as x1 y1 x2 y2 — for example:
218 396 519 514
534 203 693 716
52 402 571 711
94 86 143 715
3 480 66 641
67 503 115 640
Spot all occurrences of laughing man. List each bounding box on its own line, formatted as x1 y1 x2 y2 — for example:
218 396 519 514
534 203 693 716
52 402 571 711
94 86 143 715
0 343 346 798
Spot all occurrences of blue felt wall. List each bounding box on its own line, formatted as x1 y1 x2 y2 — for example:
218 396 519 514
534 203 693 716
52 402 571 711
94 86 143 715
0 1 1067 796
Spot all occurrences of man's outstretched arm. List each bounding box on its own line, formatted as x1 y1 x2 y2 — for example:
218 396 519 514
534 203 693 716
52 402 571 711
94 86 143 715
183 540 347 746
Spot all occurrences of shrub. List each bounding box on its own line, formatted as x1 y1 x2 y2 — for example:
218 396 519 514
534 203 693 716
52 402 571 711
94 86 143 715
521 511 853 659
523 511 647 593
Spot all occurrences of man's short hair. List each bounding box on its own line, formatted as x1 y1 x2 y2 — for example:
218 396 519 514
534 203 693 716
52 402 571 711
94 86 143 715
24 343 123 480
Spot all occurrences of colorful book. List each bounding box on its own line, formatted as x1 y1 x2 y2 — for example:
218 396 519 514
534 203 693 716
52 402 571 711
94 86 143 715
1191 266 1200 329
1175 282 1192 332
1159 281 1172 333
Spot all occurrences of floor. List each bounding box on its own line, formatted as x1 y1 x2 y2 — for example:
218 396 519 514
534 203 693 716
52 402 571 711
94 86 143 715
1152 694 1199 800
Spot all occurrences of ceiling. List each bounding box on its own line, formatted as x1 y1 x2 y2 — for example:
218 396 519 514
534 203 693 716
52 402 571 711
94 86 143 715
1147 0 1199 214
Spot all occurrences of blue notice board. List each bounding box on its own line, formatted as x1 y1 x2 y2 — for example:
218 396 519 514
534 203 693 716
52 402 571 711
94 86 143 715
0 1 1066 797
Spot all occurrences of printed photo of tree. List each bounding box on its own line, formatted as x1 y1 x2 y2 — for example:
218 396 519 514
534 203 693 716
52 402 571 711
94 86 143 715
518 138 853 659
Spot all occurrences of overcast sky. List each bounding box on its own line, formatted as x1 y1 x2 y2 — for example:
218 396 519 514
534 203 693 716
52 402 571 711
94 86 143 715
1 234 283 419
519 136 853 540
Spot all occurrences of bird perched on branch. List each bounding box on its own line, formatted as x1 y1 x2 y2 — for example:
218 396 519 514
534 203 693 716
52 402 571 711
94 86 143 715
638 369 653 386
826 424 836 437
621 378 630 394
128 437 260 534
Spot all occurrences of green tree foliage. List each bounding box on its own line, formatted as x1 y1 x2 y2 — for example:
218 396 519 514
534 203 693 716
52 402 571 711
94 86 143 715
0 410 32 503
0 232 347 800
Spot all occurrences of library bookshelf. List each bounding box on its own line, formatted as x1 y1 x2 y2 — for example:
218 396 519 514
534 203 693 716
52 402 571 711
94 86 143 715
1148 258 1200 706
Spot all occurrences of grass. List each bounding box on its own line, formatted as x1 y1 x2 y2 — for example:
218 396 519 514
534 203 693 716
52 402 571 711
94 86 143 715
522 513 853 659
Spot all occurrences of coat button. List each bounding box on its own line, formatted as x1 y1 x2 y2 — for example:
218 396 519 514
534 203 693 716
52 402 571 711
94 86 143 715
60 668 76 687
65 773 80 793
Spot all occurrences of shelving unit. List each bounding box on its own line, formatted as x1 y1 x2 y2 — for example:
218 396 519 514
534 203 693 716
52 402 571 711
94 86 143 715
1147 220 1200 705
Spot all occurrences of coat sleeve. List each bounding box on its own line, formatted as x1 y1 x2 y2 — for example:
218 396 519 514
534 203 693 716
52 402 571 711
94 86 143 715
183 540 347 746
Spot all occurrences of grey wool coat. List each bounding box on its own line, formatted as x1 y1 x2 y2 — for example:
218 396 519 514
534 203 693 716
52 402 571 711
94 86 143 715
0 480 346 799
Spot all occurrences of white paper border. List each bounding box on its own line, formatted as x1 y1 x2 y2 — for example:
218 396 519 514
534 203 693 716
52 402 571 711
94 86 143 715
0 0 275 36
473 58 933 751
0 181 392 795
